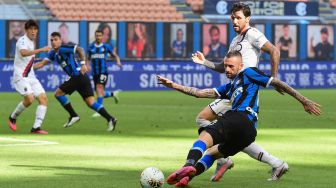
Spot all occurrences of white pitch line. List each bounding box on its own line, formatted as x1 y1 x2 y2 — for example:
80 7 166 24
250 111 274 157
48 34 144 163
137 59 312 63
0 137 59 147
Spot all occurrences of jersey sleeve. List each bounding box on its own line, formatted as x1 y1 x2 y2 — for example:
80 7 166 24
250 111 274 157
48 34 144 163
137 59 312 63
214 83 231 99
59 45 77 55
247 27 269 50
244 67 273 88
16 38 28 51
105 44 114 56
87 45 92 59
44 50 55 62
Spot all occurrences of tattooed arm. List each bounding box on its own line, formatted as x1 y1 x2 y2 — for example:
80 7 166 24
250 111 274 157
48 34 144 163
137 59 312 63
191 51 225 73
157 75 218 98
270 78 321 116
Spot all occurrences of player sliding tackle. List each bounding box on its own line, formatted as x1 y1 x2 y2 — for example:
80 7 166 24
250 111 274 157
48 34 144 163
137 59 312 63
157 51 321 187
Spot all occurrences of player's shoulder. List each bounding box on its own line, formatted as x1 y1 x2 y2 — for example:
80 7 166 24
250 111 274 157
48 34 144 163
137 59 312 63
243 67 268 76
246 27 264 37
17 35 28 45
89 42 95 48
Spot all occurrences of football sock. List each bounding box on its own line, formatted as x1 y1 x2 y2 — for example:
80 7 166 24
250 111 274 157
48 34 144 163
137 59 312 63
55 95 69 106
64 103 78 117
243 143 283 168
184 140 206 166
97 97 104 105
10 101 26 119
104 91 113 98
56 95 78 117
95 106 114 122
196 118 212 127
195 154 215 176
33 105 47 129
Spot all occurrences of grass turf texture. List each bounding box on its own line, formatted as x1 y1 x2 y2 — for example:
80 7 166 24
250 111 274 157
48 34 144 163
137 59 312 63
0 90 335 188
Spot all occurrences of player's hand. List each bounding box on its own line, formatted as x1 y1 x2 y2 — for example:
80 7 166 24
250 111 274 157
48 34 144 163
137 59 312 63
41 46 51 52
117 62 122 68
191 51 206 65
274 85 285 95
157 75 174 88
80 64 88 75
303 99 321 116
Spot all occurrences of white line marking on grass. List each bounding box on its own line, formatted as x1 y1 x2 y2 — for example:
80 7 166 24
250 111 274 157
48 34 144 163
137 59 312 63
0 137 59 147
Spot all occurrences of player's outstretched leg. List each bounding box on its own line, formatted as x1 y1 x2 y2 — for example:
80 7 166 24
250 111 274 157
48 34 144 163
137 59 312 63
210 157 234 181
87 98 117 132
242 143 289 181
55 95 80 128
167 140 206 185
8 95 34 131
31 105 48 134
268 162 289 181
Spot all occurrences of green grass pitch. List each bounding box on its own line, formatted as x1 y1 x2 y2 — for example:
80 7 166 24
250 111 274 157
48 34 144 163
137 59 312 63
0 89 335 188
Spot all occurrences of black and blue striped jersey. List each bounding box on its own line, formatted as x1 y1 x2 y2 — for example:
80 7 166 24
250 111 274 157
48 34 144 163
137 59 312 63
88 43 114 75
45 45 81 77
214 67 273 124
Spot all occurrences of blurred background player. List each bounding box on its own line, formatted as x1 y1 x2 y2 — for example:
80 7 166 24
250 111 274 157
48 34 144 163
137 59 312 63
34 32 117 132
88 30 122 118
203 25 227 60
8 19 50 134
192 3 288 182
310 27 334 61
58 22 76 45
8 21 25 58
171 28 186 58
276 24 293 60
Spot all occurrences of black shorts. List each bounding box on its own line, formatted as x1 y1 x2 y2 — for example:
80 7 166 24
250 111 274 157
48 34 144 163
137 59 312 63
199 111 257 158
59 74 94 99
93 74 108 88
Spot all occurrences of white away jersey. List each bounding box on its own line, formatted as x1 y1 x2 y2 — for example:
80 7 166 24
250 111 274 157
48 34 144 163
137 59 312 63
228 27 268 68
13 34 36 79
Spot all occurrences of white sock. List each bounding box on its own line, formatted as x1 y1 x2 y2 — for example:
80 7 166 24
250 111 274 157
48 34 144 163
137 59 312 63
242 143 283 168
196 118 212 127
33 105 47 129
10 102 26 119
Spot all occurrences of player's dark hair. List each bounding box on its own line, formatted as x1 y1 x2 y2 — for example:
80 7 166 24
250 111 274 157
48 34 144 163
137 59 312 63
24 19 39 30
51 32 61 38
231 2 251 17
209 25 220 34
283 24 289 28
226 50 242 59
95 30 103 34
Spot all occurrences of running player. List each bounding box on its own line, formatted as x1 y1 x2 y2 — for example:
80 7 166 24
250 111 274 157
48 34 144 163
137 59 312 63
192 3 288 181
88 30 122 118
8 19 50 134
159 51 321 187
34 32 117 132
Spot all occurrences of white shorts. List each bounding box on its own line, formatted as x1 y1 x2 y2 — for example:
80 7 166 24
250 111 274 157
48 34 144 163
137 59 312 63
209 99 232 117
13 77 45 97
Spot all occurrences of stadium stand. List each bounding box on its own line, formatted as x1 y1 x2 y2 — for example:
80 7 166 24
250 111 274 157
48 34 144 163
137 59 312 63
319 0 336 23
21 0 54 20
0 0 31 20
43 0 185 22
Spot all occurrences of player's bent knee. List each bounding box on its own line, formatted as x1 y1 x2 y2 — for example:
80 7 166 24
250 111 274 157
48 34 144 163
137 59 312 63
23 95 35 106
196 118 212 127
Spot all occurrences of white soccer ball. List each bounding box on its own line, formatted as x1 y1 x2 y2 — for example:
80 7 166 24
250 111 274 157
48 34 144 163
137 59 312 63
140 167 165 188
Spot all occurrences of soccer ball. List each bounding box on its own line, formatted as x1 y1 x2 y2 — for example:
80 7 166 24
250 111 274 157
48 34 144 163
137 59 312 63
140 167 165 188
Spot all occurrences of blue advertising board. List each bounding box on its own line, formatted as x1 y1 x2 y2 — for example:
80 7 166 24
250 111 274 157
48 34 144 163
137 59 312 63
204 0 319 17
0 61 335 92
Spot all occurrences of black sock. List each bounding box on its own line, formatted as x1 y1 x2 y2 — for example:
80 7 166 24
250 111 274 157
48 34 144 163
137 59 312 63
98 107 114 122
195 162 206 176
184 150 203 167
63 103 78 117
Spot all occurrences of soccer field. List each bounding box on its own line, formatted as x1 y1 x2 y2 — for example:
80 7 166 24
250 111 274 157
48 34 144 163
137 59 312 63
0 90 335 188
